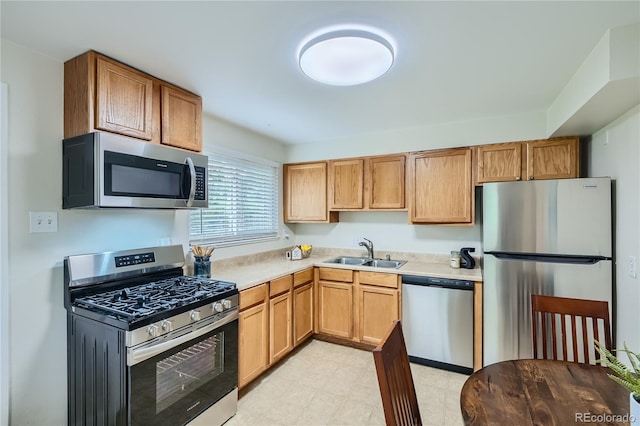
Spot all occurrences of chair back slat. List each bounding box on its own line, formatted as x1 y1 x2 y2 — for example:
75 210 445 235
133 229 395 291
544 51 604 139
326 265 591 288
373 320 422 426
531 294 612 365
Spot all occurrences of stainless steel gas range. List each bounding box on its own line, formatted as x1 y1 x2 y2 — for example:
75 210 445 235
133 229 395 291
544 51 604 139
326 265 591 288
64 245 238 426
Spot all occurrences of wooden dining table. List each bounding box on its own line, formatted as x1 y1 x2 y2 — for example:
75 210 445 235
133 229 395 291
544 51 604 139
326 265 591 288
460 359 631 425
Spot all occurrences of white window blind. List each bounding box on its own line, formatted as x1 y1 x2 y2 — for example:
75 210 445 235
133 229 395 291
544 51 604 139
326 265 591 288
190 150 279 247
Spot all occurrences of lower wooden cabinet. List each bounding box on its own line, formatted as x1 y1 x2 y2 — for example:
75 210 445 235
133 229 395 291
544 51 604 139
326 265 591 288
318 280 353 339
239 269 315 388
293 281 314 347
269 291 292 364
358 285 399 345
317 268 401 346
238 283 269 389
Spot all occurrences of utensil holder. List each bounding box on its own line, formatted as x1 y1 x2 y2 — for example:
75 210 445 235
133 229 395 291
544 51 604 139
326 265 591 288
194 256 211 278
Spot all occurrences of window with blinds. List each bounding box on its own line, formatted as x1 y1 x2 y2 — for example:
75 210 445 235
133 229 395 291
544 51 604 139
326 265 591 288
190 150 279 246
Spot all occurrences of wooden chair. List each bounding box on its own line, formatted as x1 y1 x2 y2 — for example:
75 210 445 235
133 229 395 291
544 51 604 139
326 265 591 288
373 320 422 426
531 294 612 364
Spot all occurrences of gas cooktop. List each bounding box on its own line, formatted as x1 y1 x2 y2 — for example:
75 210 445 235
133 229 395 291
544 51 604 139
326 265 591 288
74 276 236 322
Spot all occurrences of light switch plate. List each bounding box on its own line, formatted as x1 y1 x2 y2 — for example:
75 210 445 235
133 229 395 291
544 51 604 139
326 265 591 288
29 211 58 233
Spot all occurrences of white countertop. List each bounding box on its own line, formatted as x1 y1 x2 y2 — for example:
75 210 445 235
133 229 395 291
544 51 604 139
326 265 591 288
210 254 482 291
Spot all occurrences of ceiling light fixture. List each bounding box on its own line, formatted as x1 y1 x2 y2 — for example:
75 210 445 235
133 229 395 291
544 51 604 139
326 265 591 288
298 26 395 86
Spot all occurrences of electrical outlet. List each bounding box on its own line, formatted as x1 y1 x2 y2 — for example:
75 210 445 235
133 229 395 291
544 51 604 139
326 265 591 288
29 211 58 233
629 256 637 279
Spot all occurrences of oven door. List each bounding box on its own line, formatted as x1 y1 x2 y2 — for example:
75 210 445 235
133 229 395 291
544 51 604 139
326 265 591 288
128 316 238 426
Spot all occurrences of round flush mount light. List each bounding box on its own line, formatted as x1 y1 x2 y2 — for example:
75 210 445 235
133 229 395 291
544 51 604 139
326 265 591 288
298 26 396 86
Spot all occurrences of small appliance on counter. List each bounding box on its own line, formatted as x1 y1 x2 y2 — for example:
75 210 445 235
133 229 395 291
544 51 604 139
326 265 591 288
459 247 476 269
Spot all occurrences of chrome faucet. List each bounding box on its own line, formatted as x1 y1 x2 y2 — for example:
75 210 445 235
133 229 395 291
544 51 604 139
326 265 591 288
359 238 374 259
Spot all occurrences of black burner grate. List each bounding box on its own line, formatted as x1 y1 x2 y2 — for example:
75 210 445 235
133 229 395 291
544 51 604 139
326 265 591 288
73 276 236 322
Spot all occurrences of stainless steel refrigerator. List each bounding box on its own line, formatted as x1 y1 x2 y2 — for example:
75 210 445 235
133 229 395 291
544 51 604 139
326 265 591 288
482 177 613 366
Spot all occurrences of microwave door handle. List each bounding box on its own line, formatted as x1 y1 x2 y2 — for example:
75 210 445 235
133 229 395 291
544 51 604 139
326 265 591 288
185 157 196 207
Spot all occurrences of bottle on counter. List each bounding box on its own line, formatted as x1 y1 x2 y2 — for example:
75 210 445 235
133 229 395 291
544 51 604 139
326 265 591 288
450 251 461 268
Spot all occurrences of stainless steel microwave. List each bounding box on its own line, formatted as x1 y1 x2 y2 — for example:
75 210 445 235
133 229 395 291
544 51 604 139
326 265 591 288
63 132 208 209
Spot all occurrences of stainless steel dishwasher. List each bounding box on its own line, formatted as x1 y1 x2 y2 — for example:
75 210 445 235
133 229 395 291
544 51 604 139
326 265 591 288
401 275 474 374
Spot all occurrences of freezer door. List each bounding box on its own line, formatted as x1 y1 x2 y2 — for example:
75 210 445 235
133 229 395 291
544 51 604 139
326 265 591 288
483 255 612 366
483 178 612 257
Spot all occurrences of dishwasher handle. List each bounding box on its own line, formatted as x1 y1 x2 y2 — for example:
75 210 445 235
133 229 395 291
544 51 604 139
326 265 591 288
401 275 474 290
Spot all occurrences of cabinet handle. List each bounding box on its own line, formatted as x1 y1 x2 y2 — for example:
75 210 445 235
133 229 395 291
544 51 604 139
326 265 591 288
515 176 521 181
529 176 534 180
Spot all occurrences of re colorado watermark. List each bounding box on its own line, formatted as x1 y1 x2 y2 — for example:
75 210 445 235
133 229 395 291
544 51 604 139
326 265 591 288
575 412 635 423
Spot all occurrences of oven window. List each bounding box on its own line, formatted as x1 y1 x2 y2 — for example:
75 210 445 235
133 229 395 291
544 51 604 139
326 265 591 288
155 333 224 414
129 319 238 426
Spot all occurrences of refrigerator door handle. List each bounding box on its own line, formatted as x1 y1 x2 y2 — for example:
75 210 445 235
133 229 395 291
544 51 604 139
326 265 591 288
485 252 611 264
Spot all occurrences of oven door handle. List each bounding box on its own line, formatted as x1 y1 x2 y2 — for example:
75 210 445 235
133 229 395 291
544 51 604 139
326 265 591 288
128 311 238 366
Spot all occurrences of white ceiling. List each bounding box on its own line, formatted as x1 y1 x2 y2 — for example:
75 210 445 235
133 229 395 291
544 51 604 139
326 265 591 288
1 1 639 145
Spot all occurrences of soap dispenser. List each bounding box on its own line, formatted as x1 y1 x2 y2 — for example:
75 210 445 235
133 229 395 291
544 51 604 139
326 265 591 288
460 247 476 269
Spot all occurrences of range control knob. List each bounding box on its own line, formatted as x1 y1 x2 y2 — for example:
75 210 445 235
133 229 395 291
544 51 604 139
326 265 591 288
222 299 232 309
212 302 224 313
161 320 173 332
147 324 159 337
190 310 201 321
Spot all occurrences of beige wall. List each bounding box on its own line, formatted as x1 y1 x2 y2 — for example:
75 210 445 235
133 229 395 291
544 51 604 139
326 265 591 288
588 105 640 354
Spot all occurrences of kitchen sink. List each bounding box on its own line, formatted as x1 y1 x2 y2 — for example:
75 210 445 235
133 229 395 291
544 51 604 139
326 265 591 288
325 256 407 269
364 259 407 269
325 256 370 265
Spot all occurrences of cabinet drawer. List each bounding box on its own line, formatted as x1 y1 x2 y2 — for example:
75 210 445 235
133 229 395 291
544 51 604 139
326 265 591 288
270 275 293 297
240 283 268 311
318 268 353 283
293 268 314 288
359 271 398 289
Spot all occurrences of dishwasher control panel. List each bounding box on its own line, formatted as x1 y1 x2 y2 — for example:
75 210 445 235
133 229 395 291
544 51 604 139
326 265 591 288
401 275 474 290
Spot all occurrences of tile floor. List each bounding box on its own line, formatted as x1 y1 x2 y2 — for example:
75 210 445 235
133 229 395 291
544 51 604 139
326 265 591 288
227 339 466 425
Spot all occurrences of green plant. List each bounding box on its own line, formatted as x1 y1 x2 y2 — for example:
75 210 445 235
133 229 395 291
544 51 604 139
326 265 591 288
595 341 640 399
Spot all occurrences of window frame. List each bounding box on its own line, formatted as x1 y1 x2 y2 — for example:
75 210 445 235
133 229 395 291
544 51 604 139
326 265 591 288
189 146 280 248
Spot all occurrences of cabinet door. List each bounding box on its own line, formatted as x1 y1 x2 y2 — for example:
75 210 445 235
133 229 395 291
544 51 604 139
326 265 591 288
526 137 579 180
329 159 364 209
238 302 268 388
284 162 331 222
358 285 399 345
409 148 473 223
160 86 203 152
475 143 522 184
318 281 353 339
293 282 314 347
269 291 292 364
368 155 406 209
96 57 153 140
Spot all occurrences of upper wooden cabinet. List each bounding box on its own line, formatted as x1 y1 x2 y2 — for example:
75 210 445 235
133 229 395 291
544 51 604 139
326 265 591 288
95 57 154 140
474 137 579 185
368 155 406 209
328 159 364 209
475 142 522 184
526 137 579 181
160 85 203 152
409 147 473 224
284 162 338 223
64 50 203 152
327 154 406 211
